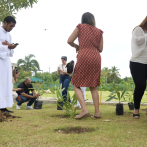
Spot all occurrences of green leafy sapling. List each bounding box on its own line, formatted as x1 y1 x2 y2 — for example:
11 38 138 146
29 82 47 100
106 83 126 104
50 84 78 118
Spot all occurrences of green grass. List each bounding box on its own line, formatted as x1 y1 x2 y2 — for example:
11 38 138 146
1 104 147 147
42 91 147 103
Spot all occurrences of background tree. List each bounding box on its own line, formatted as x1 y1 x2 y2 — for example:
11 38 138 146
17 67 32 83
17 54 40 72
101 67 111 84
0 0 38 23
110 66 121 83
54 79 60 84
35 72 54 84
100 75 105 84
50 71 60 82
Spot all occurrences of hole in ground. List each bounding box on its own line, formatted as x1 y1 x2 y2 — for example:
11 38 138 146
55 126 96 134
51 115 70 118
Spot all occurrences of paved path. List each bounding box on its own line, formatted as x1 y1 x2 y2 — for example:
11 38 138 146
38 97 147 106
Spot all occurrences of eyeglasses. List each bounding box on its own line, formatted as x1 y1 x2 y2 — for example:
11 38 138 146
15 67 19 72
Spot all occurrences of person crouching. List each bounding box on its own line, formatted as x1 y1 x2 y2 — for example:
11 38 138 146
16 77 39 109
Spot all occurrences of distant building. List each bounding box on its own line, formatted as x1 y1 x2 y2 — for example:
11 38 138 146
11 63 17 70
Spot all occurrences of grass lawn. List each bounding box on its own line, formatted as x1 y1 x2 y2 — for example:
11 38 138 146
1 104 147 147
42 91 147 103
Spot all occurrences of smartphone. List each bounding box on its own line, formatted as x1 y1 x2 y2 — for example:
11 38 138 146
58 67 60 70
14 43 19 46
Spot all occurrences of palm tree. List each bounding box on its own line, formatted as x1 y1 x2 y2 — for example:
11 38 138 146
101 67 111 84
110 66 121 83
17 54 40 72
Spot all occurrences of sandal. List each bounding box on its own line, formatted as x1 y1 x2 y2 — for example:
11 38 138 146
75 112 91 119
91 115 101 119
133 114 140 119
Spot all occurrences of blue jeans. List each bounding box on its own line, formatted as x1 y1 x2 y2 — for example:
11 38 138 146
16 93 37 106
59 74 71 102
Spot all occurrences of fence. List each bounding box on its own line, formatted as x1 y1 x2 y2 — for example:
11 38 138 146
14 83 101 91
13 83 136 91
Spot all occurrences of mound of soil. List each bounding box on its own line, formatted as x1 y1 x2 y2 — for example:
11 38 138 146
55 126 95 134
0 110 21 122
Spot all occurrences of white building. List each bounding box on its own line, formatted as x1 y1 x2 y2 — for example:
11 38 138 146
11 63 17 70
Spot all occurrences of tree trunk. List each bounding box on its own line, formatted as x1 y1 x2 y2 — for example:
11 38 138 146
105 76 107 84
113 77 115 83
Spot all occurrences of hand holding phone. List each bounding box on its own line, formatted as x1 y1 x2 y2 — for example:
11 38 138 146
14 43 19 46
8 43 19 49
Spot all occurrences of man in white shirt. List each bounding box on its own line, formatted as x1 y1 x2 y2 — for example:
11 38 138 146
0 16 18 113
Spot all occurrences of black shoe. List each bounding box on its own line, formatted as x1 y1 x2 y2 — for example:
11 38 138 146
133 114 140 119
4 108 14 113
0 108 5 113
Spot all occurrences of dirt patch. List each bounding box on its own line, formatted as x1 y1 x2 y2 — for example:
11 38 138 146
124 111 133 115
51 115 70 118
55 126 95 134
140 109 147 111
0 110 21 122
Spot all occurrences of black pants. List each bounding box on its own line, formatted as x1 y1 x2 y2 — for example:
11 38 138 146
130 61 147 109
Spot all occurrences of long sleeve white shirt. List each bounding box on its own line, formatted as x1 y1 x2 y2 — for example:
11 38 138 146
0 26 14 59
0 26 14 108
130 27 147 64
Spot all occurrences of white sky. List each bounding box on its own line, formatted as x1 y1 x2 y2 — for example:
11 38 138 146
9 0 147 78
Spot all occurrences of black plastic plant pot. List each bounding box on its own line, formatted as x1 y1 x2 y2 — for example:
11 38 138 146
57 102 63 110
116 103 124 115
128 102 134 110
34 101 43 109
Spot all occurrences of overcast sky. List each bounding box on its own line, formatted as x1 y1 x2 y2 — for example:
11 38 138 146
9 0 147 78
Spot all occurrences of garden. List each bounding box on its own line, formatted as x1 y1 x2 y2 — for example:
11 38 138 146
1 104 147 147
1 1 147 146
1 81 147 146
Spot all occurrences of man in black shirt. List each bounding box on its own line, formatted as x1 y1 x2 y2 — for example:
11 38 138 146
16 77 39 109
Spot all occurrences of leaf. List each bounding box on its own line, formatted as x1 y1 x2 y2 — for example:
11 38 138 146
121 89 126 98
106 97 115 101
57 103 63 109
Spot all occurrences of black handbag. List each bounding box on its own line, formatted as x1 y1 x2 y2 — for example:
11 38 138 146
66 60 74 74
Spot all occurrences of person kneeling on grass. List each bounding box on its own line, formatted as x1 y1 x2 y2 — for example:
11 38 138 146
16 77 39 110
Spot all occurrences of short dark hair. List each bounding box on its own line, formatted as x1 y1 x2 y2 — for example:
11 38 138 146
81 12 95 27
4 16 16 24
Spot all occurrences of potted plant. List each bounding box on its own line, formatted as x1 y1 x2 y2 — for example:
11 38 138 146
106 83 126 115
124 83 134 110
57 100 64 110
29 82 47 109
50 85 64 110
50 84 78 118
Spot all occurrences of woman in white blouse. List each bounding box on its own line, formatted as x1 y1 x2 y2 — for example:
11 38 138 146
57 56 71 102
130 16 147 118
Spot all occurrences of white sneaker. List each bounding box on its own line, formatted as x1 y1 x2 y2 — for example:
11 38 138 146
25 105 33 110
74 105 81 108
16 105 20 109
